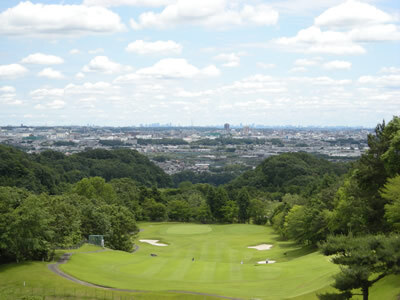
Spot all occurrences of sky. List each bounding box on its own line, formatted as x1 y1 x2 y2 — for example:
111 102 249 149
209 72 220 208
0 0 399 127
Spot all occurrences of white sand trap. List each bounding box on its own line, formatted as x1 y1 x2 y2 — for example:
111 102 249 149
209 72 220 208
257 260 276 264
248 244 273 250
139 239 168 246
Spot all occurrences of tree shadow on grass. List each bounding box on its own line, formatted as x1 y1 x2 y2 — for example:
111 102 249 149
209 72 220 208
0 261 36 273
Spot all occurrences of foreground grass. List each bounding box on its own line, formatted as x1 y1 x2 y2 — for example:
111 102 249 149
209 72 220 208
62 223 337 299
1 223 399 299
0 243 218 300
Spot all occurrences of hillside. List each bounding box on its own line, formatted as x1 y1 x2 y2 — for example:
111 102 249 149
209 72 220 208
0 145 172 193
228 152 348 198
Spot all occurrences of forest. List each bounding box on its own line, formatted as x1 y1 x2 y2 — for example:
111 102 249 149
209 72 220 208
0 116 399 299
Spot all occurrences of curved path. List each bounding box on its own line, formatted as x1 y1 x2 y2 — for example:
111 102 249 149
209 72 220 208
48 249 242 300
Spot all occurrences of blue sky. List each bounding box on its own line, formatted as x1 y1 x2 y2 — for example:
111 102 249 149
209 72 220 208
0 0 399 127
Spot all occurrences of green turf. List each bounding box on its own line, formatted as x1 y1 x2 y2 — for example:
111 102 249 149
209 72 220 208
1 224 399 300
60 223 337 299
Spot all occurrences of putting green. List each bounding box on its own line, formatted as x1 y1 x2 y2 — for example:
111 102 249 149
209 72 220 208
60 223 338 299
166 224 212 234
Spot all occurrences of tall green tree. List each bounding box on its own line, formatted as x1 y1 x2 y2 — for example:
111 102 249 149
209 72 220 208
237 188 250 223
319 234 400 300
381 175 400 231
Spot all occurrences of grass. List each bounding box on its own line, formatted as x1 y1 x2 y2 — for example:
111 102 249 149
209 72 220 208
61 223 337 299
1 223 399 299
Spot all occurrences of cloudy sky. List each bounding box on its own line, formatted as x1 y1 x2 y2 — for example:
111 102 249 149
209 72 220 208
0 0 399 127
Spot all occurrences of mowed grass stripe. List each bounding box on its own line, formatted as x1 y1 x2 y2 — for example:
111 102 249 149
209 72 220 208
62 223 344 299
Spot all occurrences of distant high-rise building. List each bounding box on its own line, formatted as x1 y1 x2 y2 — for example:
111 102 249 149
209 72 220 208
242 126 250 135
224 123 230 131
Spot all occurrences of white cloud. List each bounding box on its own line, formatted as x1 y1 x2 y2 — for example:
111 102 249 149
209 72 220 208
75 72 85 79
130 1 278 30
83 0 172 7
135 58 220 79
38 68 65 79
221 74 287 94
315 0 393 29
294 58 319 66
30 88 64 99
274 1 400 55
82 56 131 74
289 67 307 73
0 1 125 37
276 26 366 55
349 24 400 42
323 60 351 70
126 40 182 55
46 100 66 109
0 86 16 93
88 48 105 55
201 65 221 77
21 53 64 65
70 49 80 55
359 74 400 87
0 64 28 79
290 76 352 85
214 53 241 67
257 62 276 69
379 67 400 74
65 81 120 95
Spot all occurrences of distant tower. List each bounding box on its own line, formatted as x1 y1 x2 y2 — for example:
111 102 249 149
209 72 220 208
224 123 230 132
243 126 250 135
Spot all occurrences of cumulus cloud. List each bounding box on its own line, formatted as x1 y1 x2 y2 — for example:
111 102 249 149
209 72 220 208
130 1 278 30
83 0 172 7
359 74 400 88
315 0 393 29
214 53 241 67
289 67 307 73
47 100 66 109
21 53 64 65
294 58 319 67
0 64 28 79
75 72 85 79
70 49 80 55
126 40 182 55
123 58 220 80
82 56 131 74
379 67 400 74
0 86 16 93
290 76 352 85
274 0 400 55
30 88 64 99
221 74 287 94
257 62 276 69
38 68 65 79
276 26 366 55
0 1 125 38
88 48 105 55
323 60 351 70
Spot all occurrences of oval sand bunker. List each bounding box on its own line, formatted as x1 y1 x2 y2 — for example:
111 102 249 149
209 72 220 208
248 244 272 250
139 239 168 246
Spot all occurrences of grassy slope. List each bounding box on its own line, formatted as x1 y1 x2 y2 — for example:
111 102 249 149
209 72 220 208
1 224 399 299
61 223 338 299
0 243 217 300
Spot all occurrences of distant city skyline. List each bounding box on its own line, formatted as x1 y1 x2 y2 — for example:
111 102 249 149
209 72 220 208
0 0 399 127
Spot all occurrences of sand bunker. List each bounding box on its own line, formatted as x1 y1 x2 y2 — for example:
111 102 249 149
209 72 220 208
257 260 276 264
139 239 168 246
248 244 273 250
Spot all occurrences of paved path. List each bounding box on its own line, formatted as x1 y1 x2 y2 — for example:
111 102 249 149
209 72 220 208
48 249 242 300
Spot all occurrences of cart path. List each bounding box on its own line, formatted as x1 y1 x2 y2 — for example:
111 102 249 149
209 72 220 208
48 251 242 300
